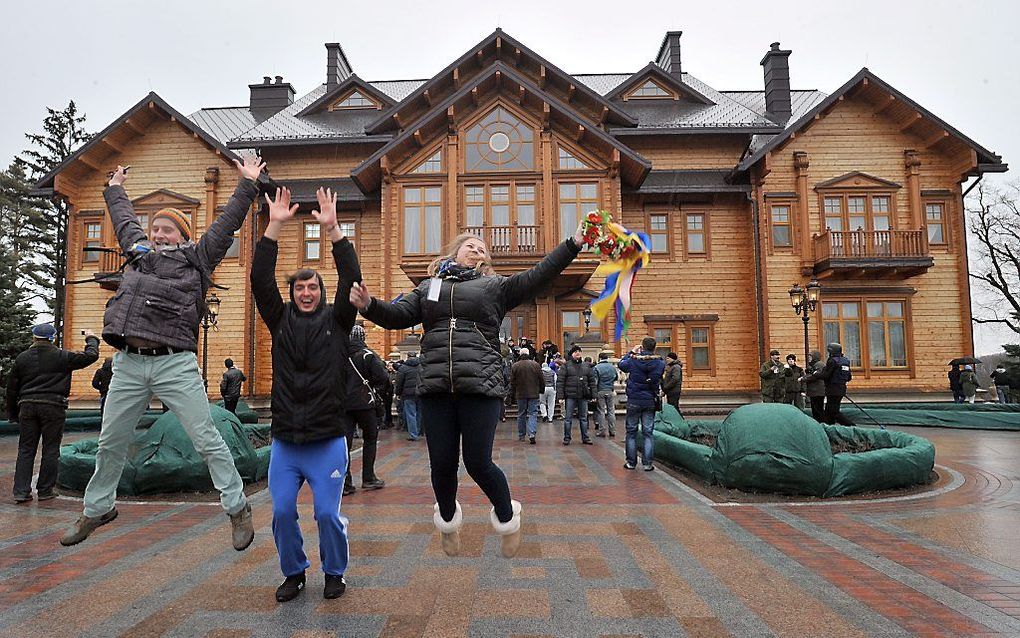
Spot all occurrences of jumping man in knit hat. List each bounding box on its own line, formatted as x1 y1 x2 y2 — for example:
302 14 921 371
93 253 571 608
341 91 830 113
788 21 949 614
61 157 265 550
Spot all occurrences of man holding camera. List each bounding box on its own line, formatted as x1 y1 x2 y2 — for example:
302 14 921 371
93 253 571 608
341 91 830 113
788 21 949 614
61 158 264 550
7 324 100 503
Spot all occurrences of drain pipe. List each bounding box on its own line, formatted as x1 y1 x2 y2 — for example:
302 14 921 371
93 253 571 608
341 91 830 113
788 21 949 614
748 188 767 363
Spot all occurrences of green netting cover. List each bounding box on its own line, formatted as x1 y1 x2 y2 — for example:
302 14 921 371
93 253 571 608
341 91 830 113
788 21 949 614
837 405 1020 430
823 424 935 497
59 405 270 495
712 404 834 496
214 398 260 424
0 412 159 435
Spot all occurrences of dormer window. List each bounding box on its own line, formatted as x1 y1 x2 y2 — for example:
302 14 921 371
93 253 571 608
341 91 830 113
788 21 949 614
410 149 442 174
624 78 677 100
329 90 380 110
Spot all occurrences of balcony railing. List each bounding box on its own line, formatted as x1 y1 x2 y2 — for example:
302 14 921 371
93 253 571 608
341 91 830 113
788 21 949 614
464 225 543 256
814 229 930 261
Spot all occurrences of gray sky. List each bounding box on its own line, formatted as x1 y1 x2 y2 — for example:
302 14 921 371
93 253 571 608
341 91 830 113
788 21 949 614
3 0 1018 354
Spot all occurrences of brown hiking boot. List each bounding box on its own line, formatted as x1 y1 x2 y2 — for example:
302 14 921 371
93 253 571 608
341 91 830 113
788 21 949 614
229 502 254 551
60 508 119 546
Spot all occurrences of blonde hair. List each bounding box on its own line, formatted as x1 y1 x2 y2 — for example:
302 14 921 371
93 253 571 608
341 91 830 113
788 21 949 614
427 233 496 277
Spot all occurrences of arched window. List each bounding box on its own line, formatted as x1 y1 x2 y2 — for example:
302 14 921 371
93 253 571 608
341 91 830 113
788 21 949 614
464 106 534 172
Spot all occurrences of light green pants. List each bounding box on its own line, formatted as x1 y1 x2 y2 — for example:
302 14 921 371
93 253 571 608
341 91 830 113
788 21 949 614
82 350 246 517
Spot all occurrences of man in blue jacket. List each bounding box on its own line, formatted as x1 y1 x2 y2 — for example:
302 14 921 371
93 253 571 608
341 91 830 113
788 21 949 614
618 337 666 471
592 353 618 438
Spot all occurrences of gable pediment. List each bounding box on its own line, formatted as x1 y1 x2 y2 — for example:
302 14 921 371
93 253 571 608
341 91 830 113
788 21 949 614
131 189 201 207
606 63 714 105
296 75 395 117
814 171 901 191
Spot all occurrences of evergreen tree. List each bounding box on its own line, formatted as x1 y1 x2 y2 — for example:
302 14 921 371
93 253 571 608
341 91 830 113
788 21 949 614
0 162 49 305
0 252 36 416
15 100 91 345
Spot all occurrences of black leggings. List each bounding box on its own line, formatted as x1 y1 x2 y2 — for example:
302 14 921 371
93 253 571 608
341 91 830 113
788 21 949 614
421 394 512 524
345 408 380 483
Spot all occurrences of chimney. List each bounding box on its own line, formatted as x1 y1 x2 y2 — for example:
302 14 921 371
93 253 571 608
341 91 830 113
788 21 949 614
655 31 683 77
761 42 793 124
249 75 295 118
326 42 353 90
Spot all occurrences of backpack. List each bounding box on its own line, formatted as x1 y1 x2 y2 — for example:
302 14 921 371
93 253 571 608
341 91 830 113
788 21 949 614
834 357 853 384
348 349 380 405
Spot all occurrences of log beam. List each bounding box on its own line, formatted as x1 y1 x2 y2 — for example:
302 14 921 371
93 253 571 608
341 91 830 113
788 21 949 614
924 130 949 149
874 94 897 115
898 112 922 133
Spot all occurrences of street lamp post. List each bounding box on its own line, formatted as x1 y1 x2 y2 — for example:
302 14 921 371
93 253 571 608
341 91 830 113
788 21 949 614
582 307 593 334
201 293 221 391
788 280 821 366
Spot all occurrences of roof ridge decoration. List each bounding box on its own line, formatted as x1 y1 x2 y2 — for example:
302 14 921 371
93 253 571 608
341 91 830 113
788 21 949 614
363 28 637 136
297 74 397 117
736 68 1006 175
349 60 651 193
34 91 267 194
604 63 714 105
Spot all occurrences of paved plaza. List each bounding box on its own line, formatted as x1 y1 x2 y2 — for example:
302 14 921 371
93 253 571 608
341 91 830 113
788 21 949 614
0 421 1018 637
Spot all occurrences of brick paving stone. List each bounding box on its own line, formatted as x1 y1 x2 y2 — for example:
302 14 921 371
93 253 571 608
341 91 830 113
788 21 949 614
0 423 1019 636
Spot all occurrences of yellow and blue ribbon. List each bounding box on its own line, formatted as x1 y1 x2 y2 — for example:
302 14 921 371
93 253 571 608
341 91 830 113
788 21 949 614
588 223 651 340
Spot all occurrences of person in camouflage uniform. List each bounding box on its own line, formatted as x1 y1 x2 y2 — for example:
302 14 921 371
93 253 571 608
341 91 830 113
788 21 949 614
759 349 785 403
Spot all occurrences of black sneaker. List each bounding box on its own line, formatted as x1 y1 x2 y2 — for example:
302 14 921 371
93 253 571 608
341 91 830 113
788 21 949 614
582 439 593 445
596 433 606 438
518 435 525 441
643 464 655 472
362 477 386 490
324 574 347 599
343 483 356 496
608 433 615 438
562 439 570 446
14 494 32 504
37 492 57 501
529 436 536 445
276 572 306 602
624 461 636 470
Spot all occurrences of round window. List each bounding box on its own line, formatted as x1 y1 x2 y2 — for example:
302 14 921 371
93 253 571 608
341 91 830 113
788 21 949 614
488 132 511 153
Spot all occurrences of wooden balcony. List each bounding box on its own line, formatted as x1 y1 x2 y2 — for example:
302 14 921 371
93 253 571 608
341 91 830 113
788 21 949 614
812 230 933 278
399 224 598 290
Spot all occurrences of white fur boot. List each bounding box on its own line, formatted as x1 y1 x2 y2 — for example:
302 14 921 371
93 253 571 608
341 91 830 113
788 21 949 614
489 500 523 558
433 501 463 557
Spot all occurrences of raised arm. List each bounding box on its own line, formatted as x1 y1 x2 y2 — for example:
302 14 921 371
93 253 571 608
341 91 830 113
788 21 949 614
352 282 424 331
313 187 361 331
104 166 147 254
250 187 298 330
64 333 100 370
196 156 264 270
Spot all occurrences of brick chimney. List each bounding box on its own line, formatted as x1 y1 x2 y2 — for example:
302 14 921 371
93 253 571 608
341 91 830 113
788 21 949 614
761 42 793 124
655 31 683 77
326 43 353 90
249 75 295 117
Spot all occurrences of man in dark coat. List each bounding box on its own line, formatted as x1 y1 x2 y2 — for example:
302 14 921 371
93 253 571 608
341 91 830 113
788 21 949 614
618 337 666 471
948 364 964 403
91 357 113 419
219 358 246 415
342 324 390 495
395 354 423 440
556 345 596 445
7 324 99 503
661 352 683 415
540 339 559 365
802 343 852 425
783 354 805 409
510 351 545 444
759 349 785 403
251 186 356 602
801 350 826 421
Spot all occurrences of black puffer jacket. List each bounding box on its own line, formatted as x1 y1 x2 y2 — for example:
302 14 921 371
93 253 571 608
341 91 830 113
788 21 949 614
345 335 389 411
362 238 581 397
6 338 100 420
251 236 359 443
556 358 596 400
395 357 421 396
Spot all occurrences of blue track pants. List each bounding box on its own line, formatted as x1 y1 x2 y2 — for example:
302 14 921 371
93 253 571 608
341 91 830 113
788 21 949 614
269 436 349 577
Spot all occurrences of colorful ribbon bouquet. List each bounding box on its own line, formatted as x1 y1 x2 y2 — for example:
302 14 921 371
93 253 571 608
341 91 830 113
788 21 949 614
580 210 651 340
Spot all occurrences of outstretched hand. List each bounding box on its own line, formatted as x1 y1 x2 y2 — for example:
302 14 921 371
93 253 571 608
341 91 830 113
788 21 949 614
350 282 371 311
312 187 339 231
234 155 266 182
264 187 298 224
108 165 129 187
573 219 586 247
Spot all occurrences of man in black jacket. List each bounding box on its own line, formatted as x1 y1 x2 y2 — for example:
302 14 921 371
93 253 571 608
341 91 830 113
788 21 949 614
91 357 113 419
802 343 852 425
556 345 597 445
63 159 262 550
7 324 99 503
395 355 423 440
219 358 246 414
251 186 357 602
342 324 389 495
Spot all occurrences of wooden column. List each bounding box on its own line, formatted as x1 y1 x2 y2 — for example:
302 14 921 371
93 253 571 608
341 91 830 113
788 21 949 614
904 150 922 230
204 166 219 234
536 297 552 345
446 134 459 243
541 130 554 251
794 151 811 268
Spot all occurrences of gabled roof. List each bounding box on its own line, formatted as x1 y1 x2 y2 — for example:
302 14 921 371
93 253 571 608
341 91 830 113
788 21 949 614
189 106 259 146
627 169 750 194
350 61 651 192
736 68 1007 174
296 74 396 116
605 63 713 105
132 188 201 206
363 29 637 135
34 92 258 194
814 171 901 190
